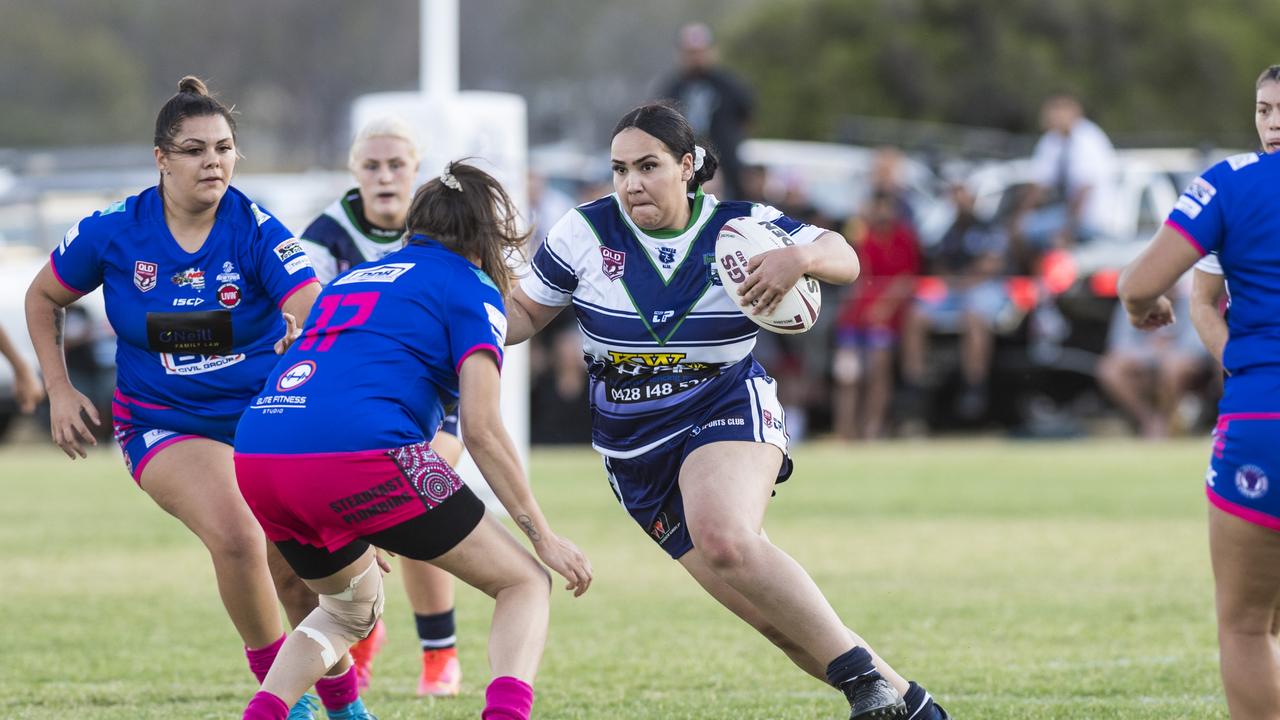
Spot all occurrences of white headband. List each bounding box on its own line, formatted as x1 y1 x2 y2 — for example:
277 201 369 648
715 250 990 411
440 165 463 192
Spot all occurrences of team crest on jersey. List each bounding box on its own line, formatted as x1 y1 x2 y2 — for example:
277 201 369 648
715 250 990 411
658 246 677 268
600 246 626 280
133 261 158 292
1236 464 1269 499
277 360 317 392
217 283 242 309
171 267 206 291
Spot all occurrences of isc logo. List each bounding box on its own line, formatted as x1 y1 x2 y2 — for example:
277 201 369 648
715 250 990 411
172 297 204 307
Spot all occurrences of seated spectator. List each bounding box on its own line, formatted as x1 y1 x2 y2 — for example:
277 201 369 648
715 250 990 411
900 180 1013 421
1096 284 1211 438
832 190 922 440
1009 94 1117 253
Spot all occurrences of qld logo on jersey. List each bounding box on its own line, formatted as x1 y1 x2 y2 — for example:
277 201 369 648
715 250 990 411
1236 464 1269 500
276 360 316 392
160 352 246 376
171 267 206 291
600 246 626 281
134 261 158 292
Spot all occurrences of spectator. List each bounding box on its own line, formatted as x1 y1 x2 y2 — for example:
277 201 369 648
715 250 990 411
658 22 754 199
867 146 916 223
1010 94 1117 252
832 189 922 440
1096 284 1210 438
900 179 1013 421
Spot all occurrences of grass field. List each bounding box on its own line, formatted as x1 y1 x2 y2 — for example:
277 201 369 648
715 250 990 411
0 438 1228 719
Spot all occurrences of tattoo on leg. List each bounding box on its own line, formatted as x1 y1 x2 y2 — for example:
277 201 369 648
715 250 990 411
516 515 541 542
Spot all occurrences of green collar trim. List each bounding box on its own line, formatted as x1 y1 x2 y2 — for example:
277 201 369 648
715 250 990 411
633 188 705 240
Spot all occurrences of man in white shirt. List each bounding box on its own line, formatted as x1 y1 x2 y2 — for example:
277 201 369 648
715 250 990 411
1013 94 1117 249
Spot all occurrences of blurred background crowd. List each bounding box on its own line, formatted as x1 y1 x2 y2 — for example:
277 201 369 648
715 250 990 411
3 0 1275 445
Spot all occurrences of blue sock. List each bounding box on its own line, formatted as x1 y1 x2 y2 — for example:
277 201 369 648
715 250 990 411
824 646 878 688
415 609 457 651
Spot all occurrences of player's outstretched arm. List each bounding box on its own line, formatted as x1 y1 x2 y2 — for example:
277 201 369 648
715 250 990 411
24 264 100 458
504 286 564 346
458 351 591 596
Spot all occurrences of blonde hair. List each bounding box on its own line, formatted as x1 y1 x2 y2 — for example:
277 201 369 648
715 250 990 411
348 116 420 168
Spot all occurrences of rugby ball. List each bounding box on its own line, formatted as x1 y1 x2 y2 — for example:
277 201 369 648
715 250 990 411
715 216 821 334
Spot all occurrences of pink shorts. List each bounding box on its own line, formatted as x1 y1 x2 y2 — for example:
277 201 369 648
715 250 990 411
235 442 470 552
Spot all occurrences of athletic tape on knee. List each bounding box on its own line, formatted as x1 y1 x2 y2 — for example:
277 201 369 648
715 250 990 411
296 559 385 667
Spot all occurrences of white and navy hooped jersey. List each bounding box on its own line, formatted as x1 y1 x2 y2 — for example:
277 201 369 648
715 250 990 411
299 189 404 285
521 192 823 457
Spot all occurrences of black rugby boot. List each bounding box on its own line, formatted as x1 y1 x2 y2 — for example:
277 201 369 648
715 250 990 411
841 675 907 720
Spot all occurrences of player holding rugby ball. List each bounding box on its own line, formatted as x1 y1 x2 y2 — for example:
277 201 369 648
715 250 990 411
505 101 948 720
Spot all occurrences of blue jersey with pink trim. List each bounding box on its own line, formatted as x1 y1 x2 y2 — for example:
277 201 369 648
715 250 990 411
1167 151 1280 385
51 186 319 417
234 237 506 454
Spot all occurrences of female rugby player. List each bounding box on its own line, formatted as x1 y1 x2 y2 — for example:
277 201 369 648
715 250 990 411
1120 65 1280 720
505 102 946 720
235 162 590 720
295 116 469 696
25 77 375 719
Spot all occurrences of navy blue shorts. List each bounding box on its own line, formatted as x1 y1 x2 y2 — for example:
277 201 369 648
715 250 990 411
602 375 792 559
1208 412 1280 531
112 389 240 484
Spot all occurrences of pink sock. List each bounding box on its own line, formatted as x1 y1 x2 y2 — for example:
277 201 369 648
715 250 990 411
243 691 289 720
482 676 534 720
245 634 286 684
315 665 360 711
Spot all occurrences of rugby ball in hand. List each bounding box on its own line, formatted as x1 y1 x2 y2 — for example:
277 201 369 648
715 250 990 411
715 216 821 334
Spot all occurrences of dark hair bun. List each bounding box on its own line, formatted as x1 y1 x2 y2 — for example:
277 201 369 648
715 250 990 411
178 76 209 96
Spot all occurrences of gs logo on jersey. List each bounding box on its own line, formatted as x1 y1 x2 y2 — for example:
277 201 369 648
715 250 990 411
600 247 626 281
134 261 158 292
1236 464 1269 500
